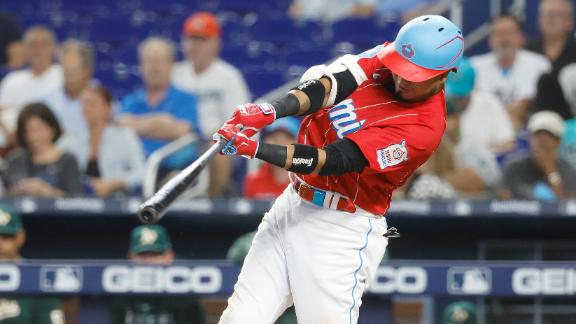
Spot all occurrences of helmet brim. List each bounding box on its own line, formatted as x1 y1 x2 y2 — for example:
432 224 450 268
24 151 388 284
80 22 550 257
378 43 450 83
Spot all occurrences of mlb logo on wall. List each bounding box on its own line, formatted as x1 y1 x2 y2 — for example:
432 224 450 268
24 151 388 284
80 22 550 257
377 140 408 169
447 267 492 295
40 265 83 292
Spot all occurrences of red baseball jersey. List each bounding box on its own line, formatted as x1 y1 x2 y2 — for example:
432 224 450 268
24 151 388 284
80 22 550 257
294 43 447 215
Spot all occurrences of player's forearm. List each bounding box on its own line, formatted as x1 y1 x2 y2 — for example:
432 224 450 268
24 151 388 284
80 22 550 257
255 143 325 174
255 139 367 175
145 121 191 140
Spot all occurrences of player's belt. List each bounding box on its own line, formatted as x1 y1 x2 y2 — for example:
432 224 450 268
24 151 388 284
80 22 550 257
292 177 357 213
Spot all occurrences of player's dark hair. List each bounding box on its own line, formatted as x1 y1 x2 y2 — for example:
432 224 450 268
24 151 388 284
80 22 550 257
90 84 113 106
16 102 62 148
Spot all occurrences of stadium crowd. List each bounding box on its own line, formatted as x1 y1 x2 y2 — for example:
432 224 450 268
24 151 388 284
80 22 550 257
0 0 574 202
0 0 574 323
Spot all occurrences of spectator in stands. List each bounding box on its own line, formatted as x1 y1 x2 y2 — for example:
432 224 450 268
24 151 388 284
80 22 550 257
243 117 300 199
59 85 145 197
44 40 94 136
402 139 458 199
531 0 576 121
471 15 551 130
499 111 576 200
4 103 82 197
0 205 65 323
117 37 201 180
445 57 515 154
0 25 62 136
289 0 375 22
446 98 502 197
558 64 576 168
527 0 576 73
0 12 25 68
406 100 500 199
109 225 205 323
172 12 250 197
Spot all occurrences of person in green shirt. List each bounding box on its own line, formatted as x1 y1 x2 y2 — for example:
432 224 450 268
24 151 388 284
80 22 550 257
108 225 206 324
0 205 64 324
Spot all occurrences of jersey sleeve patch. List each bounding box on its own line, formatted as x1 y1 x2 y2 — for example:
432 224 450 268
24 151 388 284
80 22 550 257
376 140 408 169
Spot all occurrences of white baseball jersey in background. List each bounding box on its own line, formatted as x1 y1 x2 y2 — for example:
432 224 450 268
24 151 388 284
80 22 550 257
172 59 250 138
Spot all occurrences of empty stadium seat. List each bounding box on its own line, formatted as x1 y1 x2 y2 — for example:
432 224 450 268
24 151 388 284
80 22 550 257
242 68 286 99
247 17 324 45
96 67 141 99
221 42 277 69
88 17 151 43
283 46 333 67
210 0 279 14
331 18 399 47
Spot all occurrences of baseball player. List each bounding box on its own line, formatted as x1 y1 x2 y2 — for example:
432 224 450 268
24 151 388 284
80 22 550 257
215 15 464 324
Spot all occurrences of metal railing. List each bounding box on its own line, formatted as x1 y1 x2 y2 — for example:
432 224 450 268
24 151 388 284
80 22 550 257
142 133 200 198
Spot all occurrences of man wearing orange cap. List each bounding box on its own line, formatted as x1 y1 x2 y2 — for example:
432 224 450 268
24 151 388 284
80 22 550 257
172 12 250 197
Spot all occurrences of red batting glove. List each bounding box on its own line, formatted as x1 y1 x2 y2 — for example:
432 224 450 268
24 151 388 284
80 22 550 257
225 103 276 138
213 124 259 159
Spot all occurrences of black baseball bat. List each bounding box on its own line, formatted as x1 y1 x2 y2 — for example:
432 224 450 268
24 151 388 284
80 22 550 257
138 140 226 224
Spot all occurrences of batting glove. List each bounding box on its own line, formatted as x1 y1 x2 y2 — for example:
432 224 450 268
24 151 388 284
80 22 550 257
224 103 276 138
213 124 259 159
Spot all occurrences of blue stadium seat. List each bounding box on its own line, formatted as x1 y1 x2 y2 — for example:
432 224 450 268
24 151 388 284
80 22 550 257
283 46 333 67
212 0 277 14
221 42 277 69
220 18 251 45
243 68 286 99
331 18 399 47
96 67 141 99
88 17 151 43
248 17 323 45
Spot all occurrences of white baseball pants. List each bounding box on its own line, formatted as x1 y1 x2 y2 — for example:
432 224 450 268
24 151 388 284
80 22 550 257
219 186 389 324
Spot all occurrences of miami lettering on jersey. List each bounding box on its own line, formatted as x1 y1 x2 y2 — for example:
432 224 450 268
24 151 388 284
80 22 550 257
328 99 365 138
377 140 409 169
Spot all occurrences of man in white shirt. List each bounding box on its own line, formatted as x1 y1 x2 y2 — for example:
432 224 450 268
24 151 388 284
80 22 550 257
471 15 551 130
44 40 94 137
172 12 251 197
445 57 515 154
0 25 62 134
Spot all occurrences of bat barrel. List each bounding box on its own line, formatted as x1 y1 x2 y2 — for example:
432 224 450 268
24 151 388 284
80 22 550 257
139 205 159 224
137 141 225 224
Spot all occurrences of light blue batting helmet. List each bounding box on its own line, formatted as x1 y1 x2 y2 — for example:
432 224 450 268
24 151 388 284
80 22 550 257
379 15 464 82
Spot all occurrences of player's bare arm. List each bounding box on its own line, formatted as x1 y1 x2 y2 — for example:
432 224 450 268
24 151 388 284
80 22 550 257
116 114 191 140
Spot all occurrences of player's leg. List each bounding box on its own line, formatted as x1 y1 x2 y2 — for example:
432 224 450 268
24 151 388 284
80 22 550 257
284 191 389 324
219 188 293 324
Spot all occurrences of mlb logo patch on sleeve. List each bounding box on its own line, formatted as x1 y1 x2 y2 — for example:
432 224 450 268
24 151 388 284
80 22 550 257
377 140 408 169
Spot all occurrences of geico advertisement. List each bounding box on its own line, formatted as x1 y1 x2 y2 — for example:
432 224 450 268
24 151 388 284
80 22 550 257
513 268 576 295
102 266 223 293
368 267 427 294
